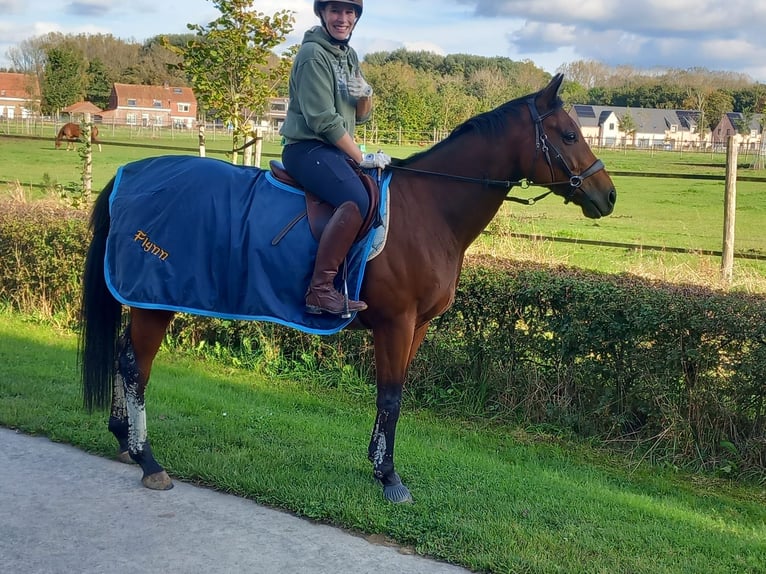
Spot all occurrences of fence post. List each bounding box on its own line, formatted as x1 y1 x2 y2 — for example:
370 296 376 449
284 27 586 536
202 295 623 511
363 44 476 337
82 115 92 198
253 127 264 168
198 124 206 157
721 135 737 282
242 121 256 166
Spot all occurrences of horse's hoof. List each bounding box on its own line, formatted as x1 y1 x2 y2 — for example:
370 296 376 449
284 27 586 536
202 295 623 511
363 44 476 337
116 451 135 464
379 473 414 503
142 471 174 490
384 483 413 503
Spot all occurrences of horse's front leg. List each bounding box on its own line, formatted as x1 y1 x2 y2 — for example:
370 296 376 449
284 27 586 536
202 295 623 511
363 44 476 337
112 309 174 490
368 321 428 503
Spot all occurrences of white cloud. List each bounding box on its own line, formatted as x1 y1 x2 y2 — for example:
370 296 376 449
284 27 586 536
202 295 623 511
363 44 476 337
1 0 765 81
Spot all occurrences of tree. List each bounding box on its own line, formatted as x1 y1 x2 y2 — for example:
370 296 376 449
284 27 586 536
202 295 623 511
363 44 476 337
619 111 637 146
85 59 114 109
164 0 294 153
41 43 87 115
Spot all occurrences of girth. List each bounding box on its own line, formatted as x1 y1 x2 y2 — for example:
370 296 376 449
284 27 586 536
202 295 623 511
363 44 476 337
269 160 381 243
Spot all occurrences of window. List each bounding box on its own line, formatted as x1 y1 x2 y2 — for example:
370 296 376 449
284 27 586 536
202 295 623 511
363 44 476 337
126 112 137 125
177 102 190 113
127 98 137 107
270 101 286 112
173 87 182 94
153 99 162 108
608 122 615 131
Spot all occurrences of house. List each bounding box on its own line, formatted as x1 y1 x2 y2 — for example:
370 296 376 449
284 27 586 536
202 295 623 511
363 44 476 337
0 72 40 119
96 83 197 128
265 97 288 133
570 104 702 149
711 112 764 151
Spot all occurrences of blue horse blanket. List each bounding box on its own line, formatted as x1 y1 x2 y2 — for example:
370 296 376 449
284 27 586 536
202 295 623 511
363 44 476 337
105 155 389 335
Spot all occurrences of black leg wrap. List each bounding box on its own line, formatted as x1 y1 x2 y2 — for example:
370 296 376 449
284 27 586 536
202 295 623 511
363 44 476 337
130 440 165 477
368 388 411 502
108 415 130 454
115 324 167 484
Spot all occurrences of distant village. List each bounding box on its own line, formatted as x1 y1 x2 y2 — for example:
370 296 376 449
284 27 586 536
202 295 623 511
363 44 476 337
0 71 761 151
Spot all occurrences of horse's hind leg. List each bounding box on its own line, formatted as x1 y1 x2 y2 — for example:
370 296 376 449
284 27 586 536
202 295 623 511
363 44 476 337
109 357 133 464
114 308 175 490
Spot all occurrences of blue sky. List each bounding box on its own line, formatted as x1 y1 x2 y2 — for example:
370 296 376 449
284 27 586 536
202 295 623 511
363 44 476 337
1 0 765 82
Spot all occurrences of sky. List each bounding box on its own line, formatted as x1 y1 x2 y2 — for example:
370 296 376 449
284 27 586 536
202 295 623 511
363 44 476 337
1 0 766 82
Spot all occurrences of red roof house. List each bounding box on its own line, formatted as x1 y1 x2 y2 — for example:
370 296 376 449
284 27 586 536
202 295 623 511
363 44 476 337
0 72 40 119
97 83 197 128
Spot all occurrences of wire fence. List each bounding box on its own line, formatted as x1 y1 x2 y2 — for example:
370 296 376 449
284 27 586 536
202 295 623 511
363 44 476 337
1 124 763 262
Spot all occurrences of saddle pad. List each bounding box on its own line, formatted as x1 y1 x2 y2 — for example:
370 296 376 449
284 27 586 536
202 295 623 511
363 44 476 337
105 155 390 335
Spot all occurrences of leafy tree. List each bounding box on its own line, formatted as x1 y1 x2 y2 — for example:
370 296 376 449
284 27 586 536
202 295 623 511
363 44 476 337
85 59 114 109
164 0 294 153
41 43 87 114
559 79 588 106
619 111 637 145
735 110 755 136
363 61 440 142
698 89 734 131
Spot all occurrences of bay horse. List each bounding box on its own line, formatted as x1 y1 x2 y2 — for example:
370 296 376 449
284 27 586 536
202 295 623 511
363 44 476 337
55 122 102 151
79 74 616 503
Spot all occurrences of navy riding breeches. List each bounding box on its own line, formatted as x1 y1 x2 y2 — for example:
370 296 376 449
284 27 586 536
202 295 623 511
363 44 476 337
282 140 370 219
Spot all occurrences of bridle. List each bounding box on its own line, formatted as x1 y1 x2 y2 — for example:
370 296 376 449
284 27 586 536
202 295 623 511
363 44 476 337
526 98 605 204
387 96 606 206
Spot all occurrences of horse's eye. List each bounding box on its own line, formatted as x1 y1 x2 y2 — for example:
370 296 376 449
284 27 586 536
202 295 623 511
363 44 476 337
563 131 578 144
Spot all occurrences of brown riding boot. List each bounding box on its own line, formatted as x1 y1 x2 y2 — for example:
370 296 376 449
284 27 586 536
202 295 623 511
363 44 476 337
305 201 368 315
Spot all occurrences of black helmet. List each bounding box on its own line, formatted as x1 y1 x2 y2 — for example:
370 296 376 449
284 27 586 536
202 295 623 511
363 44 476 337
313 0 363 18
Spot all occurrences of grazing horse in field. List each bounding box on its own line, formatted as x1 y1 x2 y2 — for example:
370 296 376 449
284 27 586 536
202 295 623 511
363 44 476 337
79 74 616 502
55 122 101 151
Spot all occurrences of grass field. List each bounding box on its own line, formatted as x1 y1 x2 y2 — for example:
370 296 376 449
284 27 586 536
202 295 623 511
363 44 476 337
2 129 765 291
2 310 765 574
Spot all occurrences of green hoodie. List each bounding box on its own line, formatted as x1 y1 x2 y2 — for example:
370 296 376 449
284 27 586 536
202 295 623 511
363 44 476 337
280 26 369 146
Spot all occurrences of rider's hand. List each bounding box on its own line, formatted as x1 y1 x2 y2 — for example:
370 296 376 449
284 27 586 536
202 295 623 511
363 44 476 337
347 75 373 99
359 151 391 169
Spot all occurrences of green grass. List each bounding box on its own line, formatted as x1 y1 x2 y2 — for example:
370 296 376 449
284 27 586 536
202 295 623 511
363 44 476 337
2 133 765 290
1 309 765 573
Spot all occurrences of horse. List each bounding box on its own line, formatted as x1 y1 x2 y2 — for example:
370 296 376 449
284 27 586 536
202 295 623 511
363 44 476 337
79 73 616 503
55 122 102 151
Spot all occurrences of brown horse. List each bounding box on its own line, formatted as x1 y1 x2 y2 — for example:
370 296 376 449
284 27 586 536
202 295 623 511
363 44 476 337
55 122 102 151
79 74 616 502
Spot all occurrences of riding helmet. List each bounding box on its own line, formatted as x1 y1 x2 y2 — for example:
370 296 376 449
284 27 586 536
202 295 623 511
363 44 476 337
314 0 363 18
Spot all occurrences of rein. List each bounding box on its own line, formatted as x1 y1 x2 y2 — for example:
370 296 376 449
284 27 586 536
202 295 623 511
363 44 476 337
385 164 555 205
386 96 606 205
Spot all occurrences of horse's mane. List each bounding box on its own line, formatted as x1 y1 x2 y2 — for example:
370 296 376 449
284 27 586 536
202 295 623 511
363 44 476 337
393 88 561 167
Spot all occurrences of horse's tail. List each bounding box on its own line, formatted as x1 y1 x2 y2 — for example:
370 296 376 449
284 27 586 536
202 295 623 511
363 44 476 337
91 126 100 143
79 179 123 411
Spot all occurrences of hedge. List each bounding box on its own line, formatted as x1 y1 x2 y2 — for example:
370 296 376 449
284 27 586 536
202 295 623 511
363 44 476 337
1 199 764 480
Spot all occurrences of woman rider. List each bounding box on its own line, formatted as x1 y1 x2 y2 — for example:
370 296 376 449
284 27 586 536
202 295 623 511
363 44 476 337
280 0 389 316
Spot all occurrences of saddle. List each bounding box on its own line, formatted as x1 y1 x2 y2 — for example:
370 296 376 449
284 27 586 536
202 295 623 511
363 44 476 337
269 160 381 243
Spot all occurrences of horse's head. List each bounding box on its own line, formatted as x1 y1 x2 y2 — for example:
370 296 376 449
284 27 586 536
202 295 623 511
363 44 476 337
528 74 616 218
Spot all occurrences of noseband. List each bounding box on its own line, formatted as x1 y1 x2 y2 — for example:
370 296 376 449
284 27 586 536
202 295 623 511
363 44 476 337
525 98 605 203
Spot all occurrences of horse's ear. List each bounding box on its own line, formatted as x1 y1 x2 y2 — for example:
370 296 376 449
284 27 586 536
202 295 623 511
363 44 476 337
539 73 565 109
551 73 564 94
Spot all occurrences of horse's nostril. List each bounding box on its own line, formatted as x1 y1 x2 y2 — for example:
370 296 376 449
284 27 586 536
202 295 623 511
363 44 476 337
609 189 617 206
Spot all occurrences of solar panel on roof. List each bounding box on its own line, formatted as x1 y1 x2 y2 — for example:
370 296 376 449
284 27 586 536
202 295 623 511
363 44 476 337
573 105 595 118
